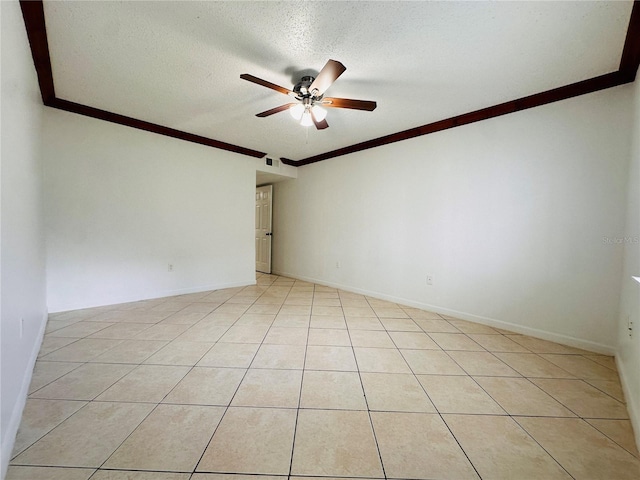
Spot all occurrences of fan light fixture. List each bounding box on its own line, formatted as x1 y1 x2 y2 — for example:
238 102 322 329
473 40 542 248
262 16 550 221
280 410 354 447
289 104 327 127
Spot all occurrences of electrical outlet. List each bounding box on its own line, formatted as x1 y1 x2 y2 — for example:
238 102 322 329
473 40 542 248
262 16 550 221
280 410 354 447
426 275 433 286
168 264 174 272
628 315 633 338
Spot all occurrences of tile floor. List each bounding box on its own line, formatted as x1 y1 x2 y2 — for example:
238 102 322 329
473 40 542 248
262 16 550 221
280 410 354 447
7 273 640 480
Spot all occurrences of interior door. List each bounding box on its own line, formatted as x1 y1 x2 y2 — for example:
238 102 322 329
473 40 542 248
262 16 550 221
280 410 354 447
255 185 273 273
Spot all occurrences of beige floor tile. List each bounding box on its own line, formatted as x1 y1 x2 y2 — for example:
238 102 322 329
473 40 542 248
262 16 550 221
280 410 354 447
447 319 500 334
586 378 626 402
447 351 520 376
313 297 342 306
163 367 245 405
197 342 259 368
310 315 347 329
467 333 530 352
12 399 87 457
246 304 281 315
177 322 229 342
180 302 219 314
5 466 95 480
373 307 409 319
516 417 640 480
283 297 313 306
151 301 191 313
586 419 639 457
232 368 302 407
46 321 114 338
263 326 308 345
197 407 296 474
193 476 284 480
307 328 351 346
388 331 440 349
361 373 435 412
444 414 571 479
474 376 576 417
88 322 153 339
37 337 79 357
131 323 190 340
300 371 366 410
345 316 386 331
30 363 134 400
506 335 591 354
28 361 82 394
90 339 168 364
354 347 411 373
349 330 395 348
251 344 306 369
305 345 358 371
236 313 277 326
539 354 620 381
13 402 153 467
273 314 311 327
96 365 190 403
215 303 250 314
379 318 421 331
279 304 312 315
402 307 442 320
371 411 478 479
494 352 575 378
401 349 466 375
104 404 224 471
417 375 505 414
39 338 122 362
291 409 383 477
531 378 629 418
92 310 169 323
91 471 189 479
144 340 214 365
429 333 485 351
414 319 460 333
312 305 344 316
585 354 617 370
218 324 269 343
199 312 241 325
160 311 209 325
342 306 376 317
340 297 371 307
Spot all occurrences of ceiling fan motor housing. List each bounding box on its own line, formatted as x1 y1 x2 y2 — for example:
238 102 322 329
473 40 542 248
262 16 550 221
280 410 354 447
294 76 321 100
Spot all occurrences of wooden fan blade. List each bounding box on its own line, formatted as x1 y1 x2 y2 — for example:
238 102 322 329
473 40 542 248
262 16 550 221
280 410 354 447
311 109 329 130
309 59 346 96
241 74 294 96
322 97 377 111
256 104 296 117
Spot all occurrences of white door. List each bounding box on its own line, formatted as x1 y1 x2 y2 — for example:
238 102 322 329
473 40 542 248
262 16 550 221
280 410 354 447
255 185 273 273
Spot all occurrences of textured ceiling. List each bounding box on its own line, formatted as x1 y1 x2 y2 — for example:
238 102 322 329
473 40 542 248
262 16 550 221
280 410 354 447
43 1 634 161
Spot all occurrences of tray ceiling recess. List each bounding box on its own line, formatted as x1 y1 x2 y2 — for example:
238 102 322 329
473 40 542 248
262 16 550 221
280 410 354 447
19 0 640 166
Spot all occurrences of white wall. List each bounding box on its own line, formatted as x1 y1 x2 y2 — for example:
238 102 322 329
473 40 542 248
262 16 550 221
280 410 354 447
43 109 257 312
273 85 633 354
0 1 48 476
617 76 640 448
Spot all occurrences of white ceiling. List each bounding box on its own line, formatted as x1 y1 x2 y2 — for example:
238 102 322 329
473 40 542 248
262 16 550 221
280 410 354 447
44 1 633 161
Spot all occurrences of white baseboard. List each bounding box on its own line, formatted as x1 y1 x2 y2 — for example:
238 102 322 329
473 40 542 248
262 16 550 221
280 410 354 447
48 279 256 313
1 311 48 479
616 355 640 453
273 270 616 355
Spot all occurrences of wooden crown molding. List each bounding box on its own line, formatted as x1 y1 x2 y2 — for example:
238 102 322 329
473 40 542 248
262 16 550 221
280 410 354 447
20 0 640 166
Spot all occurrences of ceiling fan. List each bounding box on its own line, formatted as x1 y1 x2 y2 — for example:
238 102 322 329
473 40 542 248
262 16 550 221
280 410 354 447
240 59 377 130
